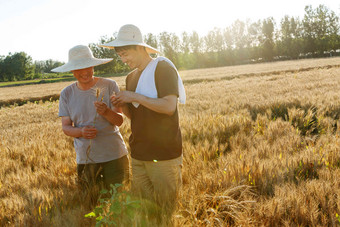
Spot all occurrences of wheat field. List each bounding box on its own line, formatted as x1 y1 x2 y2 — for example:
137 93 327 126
1 57 340 226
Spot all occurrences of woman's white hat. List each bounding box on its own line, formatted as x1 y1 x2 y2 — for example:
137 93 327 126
99 24 159 54
51 45 113 72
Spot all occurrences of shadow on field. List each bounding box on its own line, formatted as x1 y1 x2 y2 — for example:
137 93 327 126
15 175 95 227
244 100 340 136
0 94 60 108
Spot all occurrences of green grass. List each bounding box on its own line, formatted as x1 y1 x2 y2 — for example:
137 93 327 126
0 77 75 87
0 72 127 88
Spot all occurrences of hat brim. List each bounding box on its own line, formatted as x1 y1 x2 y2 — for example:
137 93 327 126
99 40 159 54
51 58 113 73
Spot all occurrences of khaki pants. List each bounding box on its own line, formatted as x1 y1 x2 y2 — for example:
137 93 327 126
131 156 183 209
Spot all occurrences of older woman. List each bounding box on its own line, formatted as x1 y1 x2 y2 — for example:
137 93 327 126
52 45 129 192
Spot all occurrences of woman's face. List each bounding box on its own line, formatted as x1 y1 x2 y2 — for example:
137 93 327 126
72 67 94 85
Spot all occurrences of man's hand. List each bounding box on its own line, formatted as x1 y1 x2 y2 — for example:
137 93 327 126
110 91 137 107
81 126 97 139
94 101 109 115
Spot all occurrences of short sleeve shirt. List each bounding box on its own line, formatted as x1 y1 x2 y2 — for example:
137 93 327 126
126 60 182 161
59 78 128 164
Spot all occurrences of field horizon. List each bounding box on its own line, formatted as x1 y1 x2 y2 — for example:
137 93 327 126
1 56 339 107
1 56 340 226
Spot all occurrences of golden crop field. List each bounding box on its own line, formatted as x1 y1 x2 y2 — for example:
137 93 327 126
1 57 340 226
1 57 339 104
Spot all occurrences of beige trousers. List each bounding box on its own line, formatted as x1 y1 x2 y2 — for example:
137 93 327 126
131 155 183 207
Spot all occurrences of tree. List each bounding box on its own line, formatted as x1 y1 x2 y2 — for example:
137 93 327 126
144 33 158 51
189 31 203 68
327 10 340 54
0 52 35 81
189 31 202 54
180 31 190 54
277 16 303 59
144 33 159 59
158 32 180 66
301 4 340 57
302 5 318 56
0 56 4 81
261 17 275 61
204 28 224 53
178 31 195 69
204 29 218 67
247 20 262 60
203 28 225 67
222 27 235 65
44 59 64 73
89 36 129 74
314 5 339 55
34 60 45 75
231 20 248 63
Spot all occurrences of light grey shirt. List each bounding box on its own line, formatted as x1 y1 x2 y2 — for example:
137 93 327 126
59 78 128 164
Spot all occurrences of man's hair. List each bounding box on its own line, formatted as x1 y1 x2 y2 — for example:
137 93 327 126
115 45 137 53
115 45 146 53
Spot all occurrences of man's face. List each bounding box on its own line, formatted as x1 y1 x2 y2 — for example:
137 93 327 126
72 67 94 84
116 46 143 69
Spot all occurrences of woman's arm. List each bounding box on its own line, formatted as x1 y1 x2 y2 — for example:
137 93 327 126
61 116 97 139
94 102 124 126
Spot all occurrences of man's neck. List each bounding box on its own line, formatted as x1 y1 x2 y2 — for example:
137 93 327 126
77 77 97 90
137 55 152 72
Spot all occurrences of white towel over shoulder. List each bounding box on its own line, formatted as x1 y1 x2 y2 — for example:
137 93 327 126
132 56 186 108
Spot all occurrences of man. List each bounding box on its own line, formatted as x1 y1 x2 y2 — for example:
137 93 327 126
52 45 129 193
100 24 186 212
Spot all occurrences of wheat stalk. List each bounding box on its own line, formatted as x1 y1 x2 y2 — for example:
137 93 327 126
85 86 106 164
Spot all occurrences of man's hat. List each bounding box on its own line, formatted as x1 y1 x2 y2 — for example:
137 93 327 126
99 24 159 54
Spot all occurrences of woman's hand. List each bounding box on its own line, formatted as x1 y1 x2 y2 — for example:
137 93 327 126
81 126 97 139
94 101 109 115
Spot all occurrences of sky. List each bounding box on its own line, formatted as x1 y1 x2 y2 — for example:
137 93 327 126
0 0 339 62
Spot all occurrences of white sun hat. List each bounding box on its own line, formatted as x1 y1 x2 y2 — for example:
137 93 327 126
51 45 113 73
99 24 159 54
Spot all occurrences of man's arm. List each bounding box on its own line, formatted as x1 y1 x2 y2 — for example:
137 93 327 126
61 116 97 139
136 93 177 115
111 62 178 116
111 92 177 116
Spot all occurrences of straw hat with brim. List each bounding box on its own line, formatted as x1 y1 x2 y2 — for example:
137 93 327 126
51 45 113 73
99 24 159 54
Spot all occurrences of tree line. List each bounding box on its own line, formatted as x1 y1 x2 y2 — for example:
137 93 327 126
0 4 339 82
0 52 63 81
90 4 339 72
